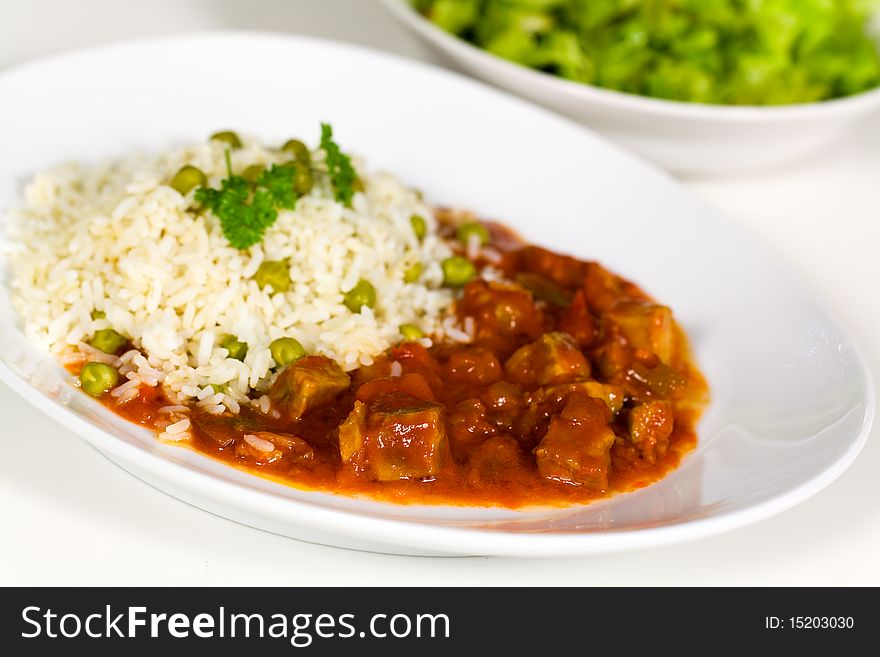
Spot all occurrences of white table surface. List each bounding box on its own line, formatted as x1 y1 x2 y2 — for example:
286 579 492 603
1 0 878 586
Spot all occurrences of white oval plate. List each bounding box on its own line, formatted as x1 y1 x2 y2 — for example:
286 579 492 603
0 32 873 557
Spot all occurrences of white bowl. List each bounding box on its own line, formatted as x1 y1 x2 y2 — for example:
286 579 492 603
384 0 880 176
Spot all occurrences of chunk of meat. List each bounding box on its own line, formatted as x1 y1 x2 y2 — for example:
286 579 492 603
513 245 587 288
597 341 690 404
511 379 623 448
458 279 543 353
557 289 597 348
444 348 502 386
257 431 315 460
235 435 283 464
582 261 624 312
338 400 367 462
348 354 394 388
269 355 350 421
639 363 689 399
480 381 525 414
356 372 436 404
538 381 626 415
504 332 590 387
190 408 269 449
534 394 616 490
511 398 553 449
515 272 572 307
466 435 527 485
234 431 314 466
390 341 439 373
338 393 448 481
480 381 526 434
389 342 445 399
596 341 632 380
630 400 674 463
607 300 675 364
190 412 236 448
448 398 497 458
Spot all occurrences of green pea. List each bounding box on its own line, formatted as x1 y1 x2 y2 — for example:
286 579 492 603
400 324 425 341
170 165 207 195
253 260 291 294
90 310 106 320
80 362 120 397
343 278 377 313
294 166 313 195
270 337 306 367
282 139 311 164
456 221 490 246
441 256 477 288
242 164 265 183
403 262 422 284
89 328 127 354
210 131 242 149
220 334 248 361
410 214 427 241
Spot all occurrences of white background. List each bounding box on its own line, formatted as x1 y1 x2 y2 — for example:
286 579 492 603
1 0 878 585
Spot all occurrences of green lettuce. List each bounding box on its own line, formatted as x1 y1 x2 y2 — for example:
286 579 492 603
414 0 880 105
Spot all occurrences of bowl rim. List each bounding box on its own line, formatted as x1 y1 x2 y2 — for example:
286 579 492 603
384 0 880 121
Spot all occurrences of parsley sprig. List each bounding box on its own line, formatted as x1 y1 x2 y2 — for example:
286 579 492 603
194 123 358 250
320 123 357 206
195 152 298 249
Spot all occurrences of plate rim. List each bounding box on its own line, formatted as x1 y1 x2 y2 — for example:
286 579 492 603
0 30 874 556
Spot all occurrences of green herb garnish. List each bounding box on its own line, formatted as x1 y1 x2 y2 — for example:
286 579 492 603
320 123 357 205
196 124 358 249
195 152 302 250
258 163 300 210
195 172 279 250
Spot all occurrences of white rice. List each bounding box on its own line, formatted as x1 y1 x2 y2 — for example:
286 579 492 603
442 315 472 344
158 405 189 414
243 434 275 453
466 232 482 260
256 394 272 415
160 417 191 442
6 137 460 407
